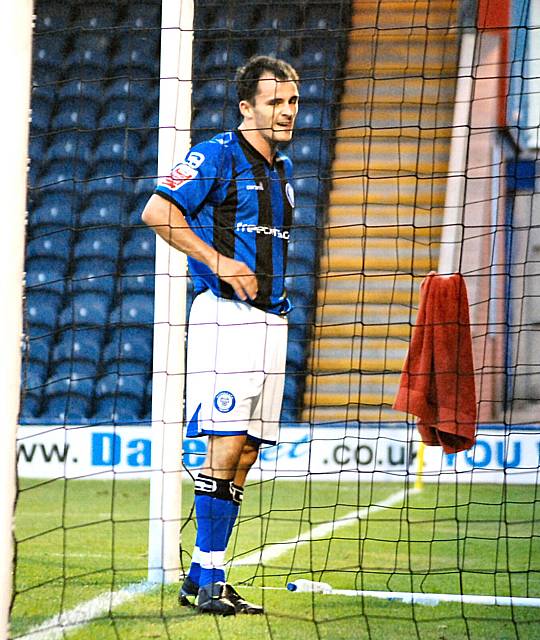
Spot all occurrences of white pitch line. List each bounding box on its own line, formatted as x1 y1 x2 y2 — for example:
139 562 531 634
232 487 420 567
17 581 154 640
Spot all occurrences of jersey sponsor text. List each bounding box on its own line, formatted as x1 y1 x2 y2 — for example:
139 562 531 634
236 222 290 240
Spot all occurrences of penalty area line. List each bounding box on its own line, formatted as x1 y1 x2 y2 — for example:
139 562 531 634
231 486 421 567
16 581 155 640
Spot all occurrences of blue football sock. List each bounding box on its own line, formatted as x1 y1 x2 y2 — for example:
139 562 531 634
194 475 238 587
187 481 243 587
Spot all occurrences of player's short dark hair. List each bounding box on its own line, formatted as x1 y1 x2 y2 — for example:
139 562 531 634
235 55 299 104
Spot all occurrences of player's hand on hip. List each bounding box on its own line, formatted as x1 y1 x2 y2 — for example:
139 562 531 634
216 255 258 301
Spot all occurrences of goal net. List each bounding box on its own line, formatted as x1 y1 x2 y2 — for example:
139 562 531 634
11 0 540 638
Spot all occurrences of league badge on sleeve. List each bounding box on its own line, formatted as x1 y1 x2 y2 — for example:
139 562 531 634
160 162 198 191
213 390 236 413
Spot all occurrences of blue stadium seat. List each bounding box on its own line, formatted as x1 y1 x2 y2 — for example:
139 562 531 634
58 292 111 328
122 228 155 261
110 36 159 77
26 229 73 261
191 106 239 136
120 1 161 28
73 228 121 260
45 130 94 163
24 358 49 391
26 256 67 289
295 105 331 131
298 39 339 71
300 77 331 103
99 97 147 129
72 2 119 28
33 33 67 67
93 129 142 165
304 4 345 30
72 257 117 296
102 327 153 373
253 5 300 31
200 48 245 79
110 293 154 326
35 1 71 32
118 271 154 296
292 133 330 167
51 98 100 131
195 80 230 106
31 100 54 132
26 289 64 331
30 190 75 227
52 327 105 365
79 193 125 228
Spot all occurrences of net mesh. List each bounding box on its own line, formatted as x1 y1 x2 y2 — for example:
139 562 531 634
14 0 540 638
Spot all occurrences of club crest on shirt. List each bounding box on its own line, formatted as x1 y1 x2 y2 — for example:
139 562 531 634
285 182 295 207
160 162 198 191
213 390 236 413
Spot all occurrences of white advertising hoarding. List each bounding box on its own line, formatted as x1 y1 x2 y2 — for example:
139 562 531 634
16 424 540 484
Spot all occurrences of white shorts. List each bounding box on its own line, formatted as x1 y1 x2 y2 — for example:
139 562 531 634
185 289 288 444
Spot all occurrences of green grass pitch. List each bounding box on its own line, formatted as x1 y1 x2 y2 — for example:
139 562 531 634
11 478 540 639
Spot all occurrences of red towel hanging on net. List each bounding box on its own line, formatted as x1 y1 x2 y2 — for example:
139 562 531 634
393 271 477 454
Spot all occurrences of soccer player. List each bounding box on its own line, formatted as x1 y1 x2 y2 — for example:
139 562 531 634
142 55 299 615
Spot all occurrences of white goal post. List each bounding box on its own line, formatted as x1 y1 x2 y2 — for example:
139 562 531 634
147 0 194 584
0 0 33 635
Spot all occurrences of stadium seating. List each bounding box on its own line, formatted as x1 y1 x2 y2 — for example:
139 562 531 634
23 0 350 424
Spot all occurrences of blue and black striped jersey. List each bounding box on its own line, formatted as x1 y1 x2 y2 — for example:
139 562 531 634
154 130 295 315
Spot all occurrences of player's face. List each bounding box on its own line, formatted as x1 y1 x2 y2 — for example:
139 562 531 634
247 74 299 145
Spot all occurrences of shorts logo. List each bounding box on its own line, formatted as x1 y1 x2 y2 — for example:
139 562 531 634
160 162 198 191
214 390 236 413
285 183 295 207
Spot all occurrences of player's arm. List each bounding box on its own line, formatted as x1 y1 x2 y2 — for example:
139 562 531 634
141 194 258 302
